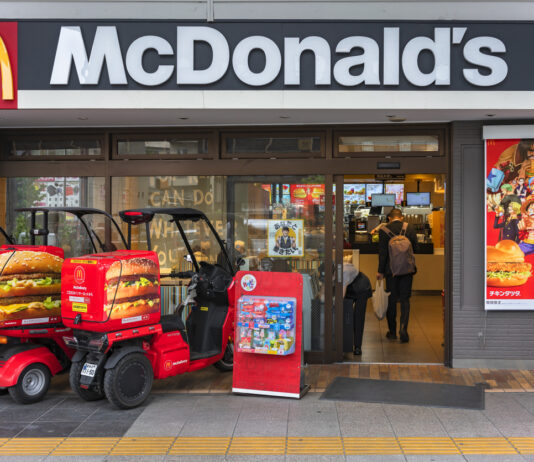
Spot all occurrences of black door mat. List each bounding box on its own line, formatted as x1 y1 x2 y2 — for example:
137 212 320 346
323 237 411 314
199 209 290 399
320 377 486 410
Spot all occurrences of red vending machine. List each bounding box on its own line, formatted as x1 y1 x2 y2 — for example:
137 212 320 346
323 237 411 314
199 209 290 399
232 271 309 398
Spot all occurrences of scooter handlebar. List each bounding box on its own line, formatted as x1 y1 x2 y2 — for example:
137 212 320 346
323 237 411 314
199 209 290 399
164 270 195 279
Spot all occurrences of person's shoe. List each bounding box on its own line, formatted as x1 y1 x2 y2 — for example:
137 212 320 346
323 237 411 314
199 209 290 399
353 347 362 356
399 330 409 343
386 331 397 340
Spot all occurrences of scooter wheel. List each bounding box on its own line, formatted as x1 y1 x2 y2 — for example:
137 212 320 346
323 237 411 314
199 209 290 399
0 388 7 395
214 343 234 372
69 361 105 401
9 363 50 404
104 353 153 409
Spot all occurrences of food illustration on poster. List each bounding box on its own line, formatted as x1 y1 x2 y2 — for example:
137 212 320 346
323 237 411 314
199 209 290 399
485 138 534 310
267 219 304 257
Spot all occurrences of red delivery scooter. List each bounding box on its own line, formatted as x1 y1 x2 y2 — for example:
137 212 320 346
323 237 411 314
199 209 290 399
0 207 128 404
62 208 237 409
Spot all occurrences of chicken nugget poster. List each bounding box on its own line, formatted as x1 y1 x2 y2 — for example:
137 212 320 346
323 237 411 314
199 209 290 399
267 219 304 257
486 138 534 310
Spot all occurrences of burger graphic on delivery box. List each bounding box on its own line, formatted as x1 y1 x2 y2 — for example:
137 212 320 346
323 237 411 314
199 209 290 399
0 250 63 322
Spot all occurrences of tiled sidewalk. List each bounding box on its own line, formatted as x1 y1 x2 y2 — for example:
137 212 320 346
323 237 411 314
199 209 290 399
2 391 534 460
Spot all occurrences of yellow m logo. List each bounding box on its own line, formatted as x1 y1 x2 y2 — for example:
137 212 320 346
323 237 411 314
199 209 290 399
0 36 13 100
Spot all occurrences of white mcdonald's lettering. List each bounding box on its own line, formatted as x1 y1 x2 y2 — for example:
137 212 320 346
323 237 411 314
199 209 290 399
0 36 14 100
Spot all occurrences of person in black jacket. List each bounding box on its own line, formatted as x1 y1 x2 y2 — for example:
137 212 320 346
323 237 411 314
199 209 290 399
344 265 373 355
376 209 418 343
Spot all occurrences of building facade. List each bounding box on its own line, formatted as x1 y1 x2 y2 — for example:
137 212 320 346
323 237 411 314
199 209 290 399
1 1 534 368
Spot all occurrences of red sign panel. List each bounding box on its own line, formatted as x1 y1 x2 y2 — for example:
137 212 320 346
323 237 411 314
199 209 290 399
0 22 17 109
485 138 534 309
233 271 305 398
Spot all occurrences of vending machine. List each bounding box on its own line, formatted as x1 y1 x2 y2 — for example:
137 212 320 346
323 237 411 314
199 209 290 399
232 271 309 398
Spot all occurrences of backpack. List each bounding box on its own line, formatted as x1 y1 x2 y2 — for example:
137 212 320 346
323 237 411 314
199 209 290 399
381 222 416 276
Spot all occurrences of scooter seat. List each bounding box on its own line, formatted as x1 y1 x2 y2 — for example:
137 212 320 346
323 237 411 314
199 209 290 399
160 314 185 333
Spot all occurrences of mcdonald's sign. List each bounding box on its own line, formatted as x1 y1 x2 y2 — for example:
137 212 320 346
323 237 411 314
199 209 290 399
0 22 16 109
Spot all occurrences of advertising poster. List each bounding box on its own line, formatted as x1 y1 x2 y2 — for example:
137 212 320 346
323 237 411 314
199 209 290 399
267 219 304 257
385 184 404 205
343 184 366 205
485 138 534 310
366 183 384 202
290 184 324 206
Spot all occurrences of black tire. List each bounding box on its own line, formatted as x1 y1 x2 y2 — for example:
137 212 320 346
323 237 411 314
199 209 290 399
0 388 7 395
69 361 105 401
104 353 153 409
8 363 51 404
214 342 234 372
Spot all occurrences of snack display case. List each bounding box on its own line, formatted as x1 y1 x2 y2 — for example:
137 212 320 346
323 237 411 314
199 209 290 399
236 295 296 355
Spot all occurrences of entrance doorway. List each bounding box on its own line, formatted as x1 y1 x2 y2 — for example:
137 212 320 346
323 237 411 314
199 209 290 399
335 174 446 364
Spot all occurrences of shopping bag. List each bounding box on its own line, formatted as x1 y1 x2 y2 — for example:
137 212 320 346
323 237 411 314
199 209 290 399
372 279 389 320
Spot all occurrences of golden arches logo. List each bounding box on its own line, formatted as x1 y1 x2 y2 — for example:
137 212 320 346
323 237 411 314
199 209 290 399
0 36 13 100
74 266 86 284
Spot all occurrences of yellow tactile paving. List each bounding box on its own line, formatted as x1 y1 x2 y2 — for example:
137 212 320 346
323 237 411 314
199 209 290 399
53 437 119 455
509 437 534 454
111 436 175 455
168 436 230 455
343 437 401 455
287 437 343 455
0 436 530 455
399 437 460 454
0 437 64 455
228 436 286 455
454 437 517 454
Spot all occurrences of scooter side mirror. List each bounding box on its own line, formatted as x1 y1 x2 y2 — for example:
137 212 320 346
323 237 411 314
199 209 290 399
236 257 246 268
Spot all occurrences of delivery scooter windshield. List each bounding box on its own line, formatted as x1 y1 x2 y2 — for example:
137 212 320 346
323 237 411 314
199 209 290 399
14 207 128 258
118 207 235 277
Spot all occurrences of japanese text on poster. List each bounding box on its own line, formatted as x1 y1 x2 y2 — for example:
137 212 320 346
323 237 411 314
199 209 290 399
267 219 304 257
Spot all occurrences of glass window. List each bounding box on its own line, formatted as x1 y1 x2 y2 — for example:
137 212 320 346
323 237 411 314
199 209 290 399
1 177 111 258
228 177 326 351
112 175 327 352
223 133 322 158
116 136 210 157
5 138 103 158
338 135 439 154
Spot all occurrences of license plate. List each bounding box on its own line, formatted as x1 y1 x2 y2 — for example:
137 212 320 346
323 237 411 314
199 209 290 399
81 363 97 377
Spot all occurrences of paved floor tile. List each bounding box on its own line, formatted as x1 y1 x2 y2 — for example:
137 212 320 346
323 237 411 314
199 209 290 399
345 457 407 462
433 407 501 437
164 456 226 462
45 457 106 462
462 456 526 462
17 422 81 438
337 402 395 437
404 456 467 462
70 421 134 437
0 423 32 438
383 405 448 437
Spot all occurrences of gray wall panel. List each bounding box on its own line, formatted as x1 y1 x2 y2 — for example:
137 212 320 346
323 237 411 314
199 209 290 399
452 121 534 367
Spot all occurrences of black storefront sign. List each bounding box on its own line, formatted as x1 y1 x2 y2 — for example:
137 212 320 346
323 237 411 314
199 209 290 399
15 21 534 91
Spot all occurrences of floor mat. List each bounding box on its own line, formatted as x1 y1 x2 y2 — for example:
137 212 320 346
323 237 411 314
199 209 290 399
320 377 485 410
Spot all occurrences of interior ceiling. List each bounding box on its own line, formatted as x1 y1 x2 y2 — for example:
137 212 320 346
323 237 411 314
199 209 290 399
0 109 533 128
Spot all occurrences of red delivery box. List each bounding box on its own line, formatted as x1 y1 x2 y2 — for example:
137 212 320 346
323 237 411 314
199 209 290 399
0 245 65 327
61 250 161 332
